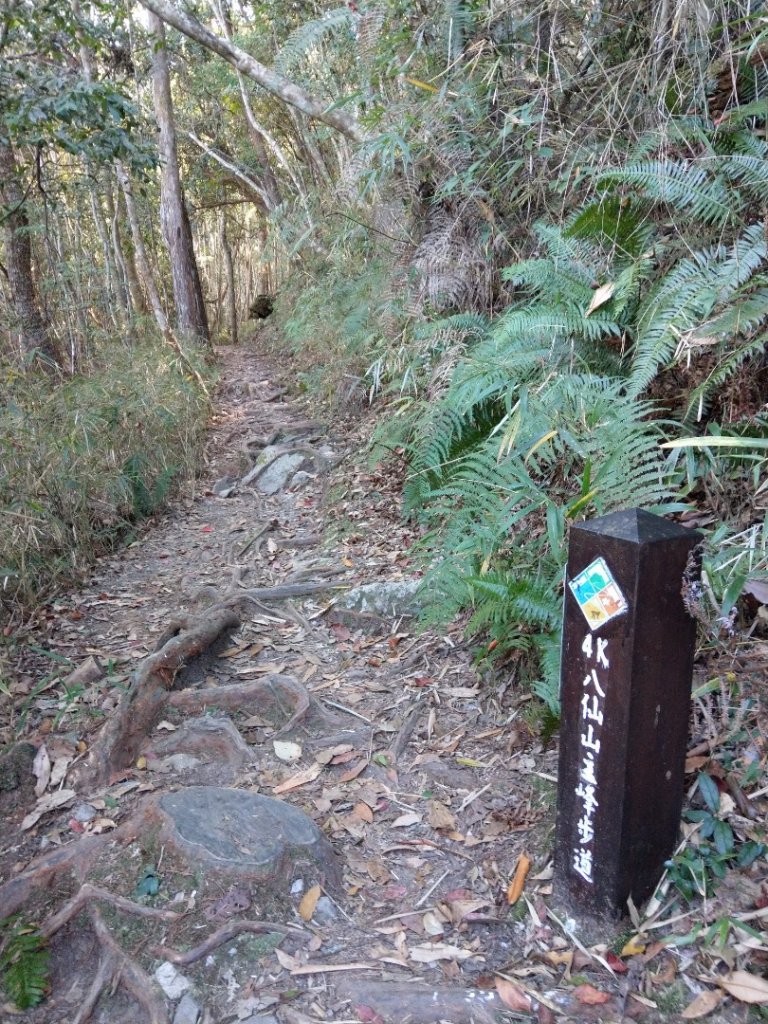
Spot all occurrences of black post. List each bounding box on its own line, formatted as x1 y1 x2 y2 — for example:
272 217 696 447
555 508 701 919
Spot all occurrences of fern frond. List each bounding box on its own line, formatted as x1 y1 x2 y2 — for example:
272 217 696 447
0 917 49 1010
274 8 355 76
595 160 735 227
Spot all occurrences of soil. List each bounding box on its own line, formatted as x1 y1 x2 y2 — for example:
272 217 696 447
0 342 765 1024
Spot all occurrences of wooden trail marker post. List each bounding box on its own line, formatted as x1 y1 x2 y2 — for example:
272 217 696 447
555 508 701 919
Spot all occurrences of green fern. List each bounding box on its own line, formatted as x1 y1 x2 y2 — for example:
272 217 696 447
594 160 734 227
274 8 355 76
0 916 50 1010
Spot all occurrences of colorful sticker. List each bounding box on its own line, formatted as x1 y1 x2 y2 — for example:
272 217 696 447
569 557 628 631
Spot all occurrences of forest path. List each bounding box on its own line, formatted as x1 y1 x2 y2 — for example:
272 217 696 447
0 344 640 1024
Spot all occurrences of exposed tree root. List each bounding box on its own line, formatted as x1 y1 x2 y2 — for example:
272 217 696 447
86 906 170 1024
0 835 105 919
81 603 241 787
168 674 335 735
41 882 183 939
151 918 306 966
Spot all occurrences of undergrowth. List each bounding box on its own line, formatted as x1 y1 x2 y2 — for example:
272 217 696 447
0 338 210 617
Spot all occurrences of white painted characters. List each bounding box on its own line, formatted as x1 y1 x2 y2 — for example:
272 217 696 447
571 633 610 883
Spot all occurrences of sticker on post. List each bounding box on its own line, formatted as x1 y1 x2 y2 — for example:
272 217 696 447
569 557 628 630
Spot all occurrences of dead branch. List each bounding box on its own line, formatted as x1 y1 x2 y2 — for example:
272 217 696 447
151 918 306 965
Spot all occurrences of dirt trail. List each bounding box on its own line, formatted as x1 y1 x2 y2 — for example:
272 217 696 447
0 346 587 1024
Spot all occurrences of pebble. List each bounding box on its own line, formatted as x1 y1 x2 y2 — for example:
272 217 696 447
72 802 97 823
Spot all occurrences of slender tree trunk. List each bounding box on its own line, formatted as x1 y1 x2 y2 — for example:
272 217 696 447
220 212 237 345
0 141 61 371
101 182 131 314
115 160 170 334
149 12 210 343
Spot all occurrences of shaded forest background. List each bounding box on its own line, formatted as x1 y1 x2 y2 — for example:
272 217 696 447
1 0 767 710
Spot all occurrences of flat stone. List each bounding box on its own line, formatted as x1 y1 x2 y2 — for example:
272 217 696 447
338 579 421 619
255 453 307 495
155 962 191 1000
173 992 201 1024
158 787 339 886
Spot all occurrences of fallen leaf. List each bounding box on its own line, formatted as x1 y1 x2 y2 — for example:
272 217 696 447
273 740 303 763
355 1005 385 1024
495 977 532 1012
720 971 768 1003
682 990 723 1018
275 949 301 972
573 984 611 1005
409 943 475 963
506 852 531 905
352 802 374 823
22 789 77 830
136 755 147 770
605 951 628 974
299 884 321 922
585 281 616 316
156 720 177 731
315 743 354 766
391 812 421 828
33 744 51 797
422 911 445 936
338 760 368 783
427 800 456 831
273 763 322 794
621 935 646 957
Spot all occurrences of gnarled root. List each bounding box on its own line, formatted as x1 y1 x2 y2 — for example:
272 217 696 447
80 603 241 787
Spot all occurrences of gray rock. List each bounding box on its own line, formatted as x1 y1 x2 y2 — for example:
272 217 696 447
72 802 98 823
157 787 340 887
154 962 191 999
213 477 237 498
173 992 201 1024
338 579 421 619
289 470 313 490
313 895 338 924
160 753 202 773
255 454 307 494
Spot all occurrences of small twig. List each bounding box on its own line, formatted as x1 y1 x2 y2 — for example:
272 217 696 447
321 699 373 724
151 919 305 966
414 868 450 908
458 782 491 812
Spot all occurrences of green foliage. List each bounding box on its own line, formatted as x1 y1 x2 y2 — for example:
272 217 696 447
404 308 677 709
0 916 50 1010
0 335 210 613
666 773 765 903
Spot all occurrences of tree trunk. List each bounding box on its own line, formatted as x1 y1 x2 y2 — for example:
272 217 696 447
115 160 170 335
137 0 365 143
220 212 237 345
149 12 210 343
0 141 61 371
